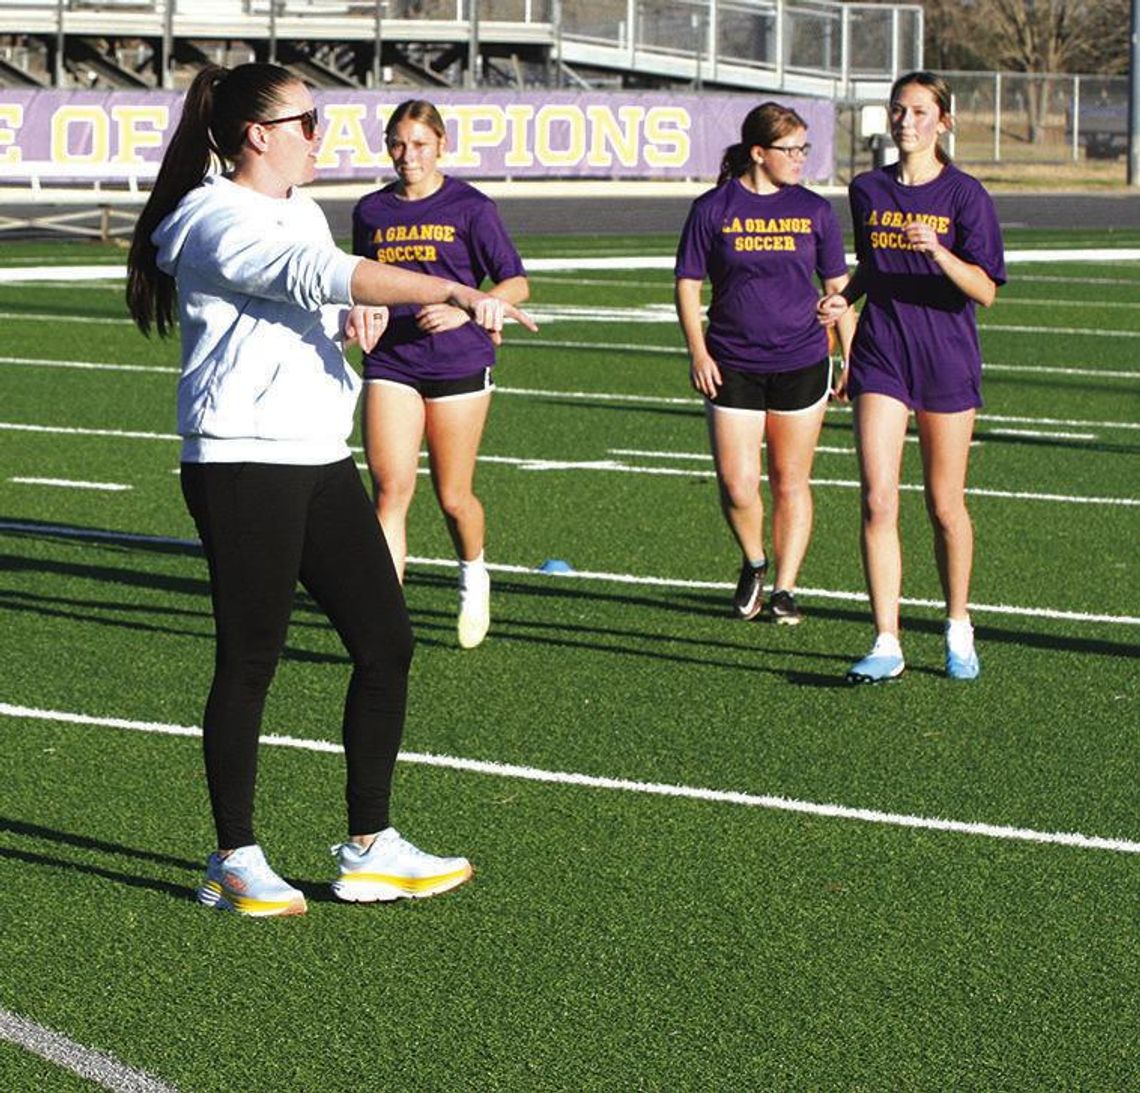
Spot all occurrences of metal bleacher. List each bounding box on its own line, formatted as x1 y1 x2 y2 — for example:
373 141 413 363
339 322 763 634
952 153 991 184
0 0 923 99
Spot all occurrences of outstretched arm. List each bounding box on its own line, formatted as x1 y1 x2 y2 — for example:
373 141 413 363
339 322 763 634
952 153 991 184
415 275 531 337
350 260 537 332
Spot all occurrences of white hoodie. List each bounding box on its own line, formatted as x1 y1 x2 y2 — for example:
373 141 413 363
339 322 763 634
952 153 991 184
153 174 364 464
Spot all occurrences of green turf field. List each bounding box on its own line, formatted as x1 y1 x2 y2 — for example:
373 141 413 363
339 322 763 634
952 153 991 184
1 225 1138 1090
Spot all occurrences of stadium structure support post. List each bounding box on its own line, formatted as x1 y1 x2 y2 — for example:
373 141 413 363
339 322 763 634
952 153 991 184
1129 0 1139 186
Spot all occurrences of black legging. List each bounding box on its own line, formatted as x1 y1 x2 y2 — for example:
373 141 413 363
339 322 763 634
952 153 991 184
181 458 414 849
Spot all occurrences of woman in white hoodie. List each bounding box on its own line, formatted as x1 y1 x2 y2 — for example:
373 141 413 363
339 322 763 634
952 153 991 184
127 62 533 917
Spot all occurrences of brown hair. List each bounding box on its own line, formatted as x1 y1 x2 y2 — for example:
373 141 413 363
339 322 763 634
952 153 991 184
890 70 954 164
717 102 807 185
385 99 446 144
126 62 300 336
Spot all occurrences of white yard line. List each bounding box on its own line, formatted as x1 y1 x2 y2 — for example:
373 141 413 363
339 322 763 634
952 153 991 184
9 477 131 491
6 307 1135 340
995 298 1140 310
2 702 1137 856
0 355 177 374
0 246 1138 285
2 419 1135 505
6 350 1140 381
0 1007 176 1093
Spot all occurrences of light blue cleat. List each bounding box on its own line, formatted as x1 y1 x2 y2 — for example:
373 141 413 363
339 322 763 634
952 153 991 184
847 636 905 684
945 620 980 681
946 645 980 681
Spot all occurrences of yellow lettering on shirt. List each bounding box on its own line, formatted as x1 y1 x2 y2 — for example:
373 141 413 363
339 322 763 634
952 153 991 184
733 235 796 252
869 208 952 238
722 216 812 249
371 243 440 264
378 223 457 245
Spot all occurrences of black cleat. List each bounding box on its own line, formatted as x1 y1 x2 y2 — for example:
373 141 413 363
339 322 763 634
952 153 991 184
767 589 802 625
732 560 767 620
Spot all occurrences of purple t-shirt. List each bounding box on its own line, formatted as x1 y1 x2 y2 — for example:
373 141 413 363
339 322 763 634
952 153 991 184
352 176 526 381
674 179 849 373
848 163 1006 411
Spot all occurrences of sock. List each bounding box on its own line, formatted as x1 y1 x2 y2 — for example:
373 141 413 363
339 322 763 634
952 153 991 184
945 617 974 654
458 552 488 591
748 556 767 571
871 632 903 657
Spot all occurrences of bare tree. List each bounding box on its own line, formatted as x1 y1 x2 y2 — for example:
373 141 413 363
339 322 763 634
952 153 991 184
879 1 1129 142
965 0 1129 140
881 1 1129 76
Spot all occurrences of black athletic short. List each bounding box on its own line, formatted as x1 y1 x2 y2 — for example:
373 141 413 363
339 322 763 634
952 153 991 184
709 358 829 414
367 366 494 401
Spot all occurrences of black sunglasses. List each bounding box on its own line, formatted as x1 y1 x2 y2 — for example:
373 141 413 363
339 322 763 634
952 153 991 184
258 108 319 140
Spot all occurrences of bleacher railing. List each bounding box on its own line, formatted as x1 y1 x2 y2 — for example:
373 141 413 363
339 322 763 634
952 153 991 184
0 0 923 97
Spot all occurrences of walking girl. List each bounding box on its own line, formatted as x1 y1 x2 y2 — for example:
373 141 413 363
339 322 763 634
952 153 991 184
675 102 854 624
818 71 1005 682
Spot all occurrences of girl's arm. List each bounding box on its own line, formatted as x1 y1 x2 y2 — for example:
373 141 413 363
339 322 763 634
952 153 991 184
903 221 998 308
350 260 536 332
675 277 721 398
821 272 857 361
817 263 866 326
820 271 857 402
415 274 531 336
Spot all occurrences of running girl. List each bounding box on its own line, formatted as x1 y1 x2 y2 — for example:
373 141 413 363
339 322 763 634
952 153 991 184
353 100 529 649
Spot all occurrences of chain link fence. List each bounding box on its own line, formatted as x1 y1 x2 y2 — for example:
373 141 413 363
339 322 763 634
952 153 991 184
944 71 1129 165
832 71 1129 184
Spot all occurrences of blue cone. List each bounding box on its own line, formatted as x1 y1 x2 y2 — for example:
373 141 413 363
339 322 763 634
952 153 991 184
537 558 574 574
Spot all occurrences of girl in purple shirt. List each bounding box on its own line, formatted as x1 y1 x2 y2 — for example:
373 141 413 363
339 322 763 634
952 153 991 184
353 100 529 649
819 71 1006 683
675 102 855 625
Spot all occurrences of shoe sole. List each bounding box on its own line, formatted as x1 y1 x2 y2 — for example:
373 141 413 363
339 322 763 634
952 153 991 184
771 613 801 626
846 668 905 685
331 863 474 903
196 882 308 917
946 667 980 681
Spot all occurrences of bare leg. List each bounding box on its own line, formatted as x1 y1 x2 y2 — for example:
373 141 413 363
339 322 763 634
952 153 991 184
706 404 767 563
424 391 492 562
765 401 827 591
916 408 976 619
853 393 911 638
362 382 426 583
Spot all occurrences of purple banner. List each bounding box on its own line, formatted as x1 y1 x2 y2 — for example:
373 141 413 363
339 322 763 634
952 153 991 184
0 90 834 183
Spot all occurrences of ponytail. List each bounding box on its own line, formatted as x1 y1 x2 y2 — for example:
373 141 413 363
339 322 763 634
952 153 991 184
126 62 299 337
716 143 752 186
127 65 225 336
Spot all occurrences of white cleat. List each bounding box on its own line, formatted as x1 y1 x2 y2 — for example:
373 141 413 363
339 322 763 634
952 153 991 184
330 828 473 903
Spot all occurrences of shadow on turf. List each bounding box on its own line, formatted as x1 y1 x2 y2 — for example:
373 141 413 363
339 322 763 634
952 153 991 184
406 569 1140 665
0 530 371 665
0 818 196 903
0 818 392 908
521 396 701 421
6 520 1137 669
973 426 1140 457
